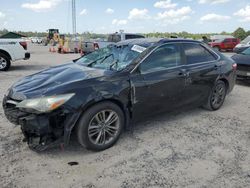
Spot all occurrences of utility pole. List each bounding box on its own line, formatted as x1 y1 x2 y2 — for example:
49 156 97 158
72 0 76 39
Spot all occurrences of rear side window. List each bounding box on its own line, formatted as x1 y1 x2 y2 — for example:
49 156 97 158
183 43 217 64
125 34 144 40
232 39 237 42
224 39 231 43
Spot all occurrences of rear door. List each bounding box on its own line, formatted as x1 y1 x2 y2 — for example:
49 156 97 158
223 39 232 49
181 42 220 106
130 43 187 118
232 38 238 48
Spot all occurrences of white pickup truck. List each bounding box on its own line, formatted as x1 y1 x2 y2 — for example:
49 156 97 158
0 39 30 71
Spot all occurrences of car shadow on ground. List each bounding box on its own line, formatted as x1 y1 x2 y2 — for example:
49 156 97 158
236 80 250 87
10 64 48 71
40 106 202 156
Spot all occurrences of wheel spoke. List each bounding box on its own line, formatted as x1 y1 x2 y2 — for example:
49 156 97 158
106 124 118 130
105 111 115 123
95 131 102 144
105 125 118 136
101 131 106 144
89 129 100 137
94 114 102 124
104 129 114 137
101 111 106 122
106 113 118 126
88 125 100 130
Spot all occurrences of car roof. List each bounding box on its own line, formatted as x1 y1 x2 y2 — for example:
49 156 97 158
116 38 201 48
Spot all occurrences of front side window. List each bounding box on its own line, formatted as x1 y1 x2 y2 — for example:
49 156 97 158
183 43 216 64
140 43 181 73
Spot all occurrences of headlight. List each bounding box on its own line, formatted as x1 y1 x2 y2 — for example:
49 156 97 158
16 93 75 113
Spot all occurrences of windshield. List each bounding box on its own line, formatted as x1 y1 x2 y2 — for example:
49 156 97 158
241 36 250 44
76 45 144 71
240 47 250 55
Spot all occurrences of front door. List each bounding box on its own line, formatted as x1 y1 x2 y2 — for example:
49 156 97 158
129 43 186 119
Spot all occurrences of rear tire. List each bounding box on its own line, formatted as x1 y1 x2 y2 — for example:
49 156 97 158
76 102 124 151
203 80 226 111
0 53 11 71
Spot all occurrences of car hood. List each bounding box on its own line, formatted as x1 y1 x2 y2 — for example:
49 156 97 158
9 62 112 100
231 54 250 66
235 43 250 48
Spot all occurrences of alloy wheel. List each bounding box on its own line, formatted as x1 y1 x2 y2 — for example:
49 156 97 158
211 83 226 109
88 110 120 146
0 57 7 70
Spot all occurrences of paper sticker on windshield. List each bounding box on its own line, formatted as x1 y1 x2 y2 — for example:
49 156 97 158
131 45 146 53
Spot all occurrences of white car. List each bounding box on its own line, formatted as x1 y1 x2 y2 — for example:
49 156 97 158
0 39 30 71
233 36 250 53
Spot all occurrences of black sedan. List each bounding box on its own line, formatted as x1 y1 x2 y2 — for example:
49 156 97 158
232 47 250 80
2 39 237 152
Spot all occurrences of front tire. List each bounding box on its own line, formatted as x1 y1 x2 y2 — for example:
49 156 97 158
76 102 124 151
0 53 11 71
213 46 220 51
203 80 227 111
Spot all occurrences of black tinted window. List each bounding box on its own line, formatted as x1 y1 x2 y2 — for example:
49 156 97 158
140 43 181 73
183 43 216 64
125 34 144 40
224 39 231 43
232 39 237 42
108 35 121 42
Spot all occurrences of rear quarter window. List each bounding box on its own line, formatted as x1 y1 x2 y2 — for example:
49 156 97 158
183 43 217 64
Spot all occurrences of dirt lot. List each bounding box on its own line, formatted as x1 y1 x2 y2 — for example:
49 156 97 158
1 44 250 188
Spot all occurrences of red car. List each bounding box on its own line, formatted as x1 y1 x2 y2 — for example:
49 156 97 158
209 38 240 51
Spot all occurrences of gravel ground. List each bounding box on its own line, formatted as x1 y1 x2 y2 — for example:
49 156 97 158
0 44 250 188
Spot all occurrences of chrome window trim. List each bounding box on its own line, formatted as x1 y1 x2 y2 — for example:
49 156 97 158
138 65 184 75
130 41 221 74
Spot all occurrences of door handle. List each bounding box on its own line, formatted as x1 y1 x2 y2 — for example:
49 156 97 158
178 69 189 77
214 65 219 70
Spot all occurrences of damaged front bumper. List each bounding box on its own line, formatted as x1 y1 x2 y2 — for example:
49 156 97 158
3 95 81 151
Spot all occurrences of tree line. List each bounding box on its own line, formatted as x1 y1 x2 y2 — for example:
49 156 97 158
0 27 249 40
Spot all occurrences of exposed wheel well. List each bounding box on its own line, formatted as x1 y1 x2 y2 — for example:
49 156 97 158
0 50 11 60
84 99 126 114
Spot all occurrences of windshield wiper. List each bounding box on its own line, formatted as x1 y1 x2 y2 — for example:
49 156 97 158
109 59 119 70
87 54 113 67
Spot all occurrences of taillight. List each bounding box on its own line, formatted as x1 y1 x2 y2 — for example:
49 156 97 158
93 43 99 50
232 63 237 70
19 41 27 50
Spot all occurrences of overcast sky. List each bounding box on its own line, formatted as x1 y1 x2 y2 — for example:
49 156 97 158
0 0 250 34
